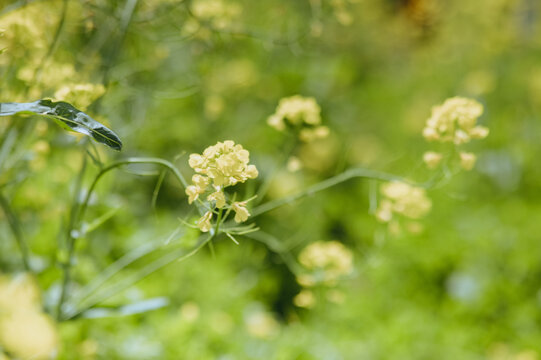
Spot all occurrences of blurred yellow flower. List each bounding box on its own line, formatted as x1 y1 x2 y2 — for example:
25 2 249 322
459 151 477 171
423 97 488 144
376 181 432 224
53 83 106 109
0 274 58 360
294 289 316 308
298 241 353 286
268 95 322 130
423 151 443 169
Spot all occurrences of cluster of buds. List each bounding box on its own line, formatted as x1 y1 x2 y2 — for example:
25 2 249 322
375 181 432 234
267 95 330 142
186 140 258 232
422 97 489 171
294 241 353 308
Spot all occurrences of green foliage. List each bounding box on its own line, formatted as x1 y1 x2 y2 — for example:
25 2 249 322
0 100 122 150
1 0 541 359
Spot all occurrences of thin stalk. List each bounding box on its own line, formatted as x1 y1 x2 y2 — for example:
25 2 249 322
251 167 407 218
0 191 30 271
55 157 187 320
56 150 88 320
73 226 182 305
78 157 188 229
64 233 212 321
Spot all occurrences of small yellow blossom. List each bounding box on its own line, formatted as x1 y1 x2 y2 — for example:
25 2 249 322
232 201 250 223
207 190 226 208
376 181 432 223
268 96 329 142
186 141 258 230
188 140 258 188
423 97 487 144
245 309 279 339
197 211 213 232
293 289 316 308
53 83 106 109
423 151 443 169
459 151 477 171
185 185 202 204
298 241 353 286
0 274 59 360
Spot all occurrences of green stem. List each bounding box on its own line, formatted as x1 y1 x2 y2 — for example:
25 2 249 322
251 167 407 217
64 233 212 321
56 149 88 320
0 191 30 271
55 157 187 320
77 157 188 230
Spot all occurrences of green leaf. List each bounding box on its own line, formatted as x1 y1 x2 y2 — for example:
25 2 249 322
0 99 123 150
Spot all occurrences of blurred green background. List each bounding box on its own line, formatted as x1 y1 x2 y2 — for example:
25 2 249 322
1 0 541 359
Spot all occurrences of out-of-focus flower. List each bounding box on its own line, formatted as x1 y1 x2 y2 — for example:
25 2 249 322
297 241 353 287
53 83 106 109
293 289 316 308
375 181 431 233
422 97 487 144
422 97 488 171
459 151 477 171
244 309 279 339
423 151 443 169
0 273 59 360
268 95 329 142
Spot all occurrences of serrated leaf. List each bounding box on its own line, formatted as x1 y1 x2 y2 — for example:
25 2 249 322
0 99 122 150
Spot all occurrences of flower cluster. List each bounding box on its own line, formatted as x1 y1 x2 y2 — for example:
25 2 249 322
422 97 489 171
186 141 258 232
0 274 58 360
267 95 329 142
294 241 353 308
53 83 106 109
375 181 432 234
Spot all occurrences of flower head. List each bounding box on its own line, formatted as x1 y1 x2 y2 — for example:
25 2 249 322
267 95 329 142
297 241 353 287
423 97 488 144
376 181 432 225
186 141 258 231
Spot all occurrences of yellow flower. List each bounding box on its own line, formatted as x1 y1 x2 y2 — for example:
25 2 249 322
197 211 213 232
423 97 485 144
423 151 443 169
298 241 353 286
185 185 202 204
207 190 226 208
268 96 328 142
377 181 431 222
232 201 250 223
459 151 477 171
293 289 316 308
188 141 258 188
0 274 59 360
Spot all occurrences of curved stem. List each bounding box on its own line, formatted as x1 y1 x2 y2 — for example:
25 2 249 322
251 167 409 217
78 157 188 230
56 157 187 320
